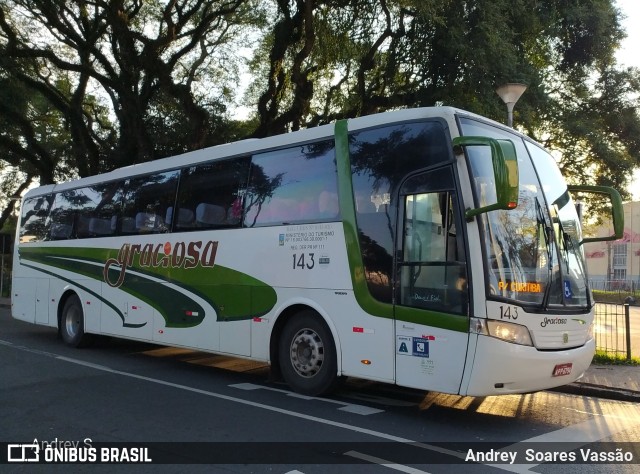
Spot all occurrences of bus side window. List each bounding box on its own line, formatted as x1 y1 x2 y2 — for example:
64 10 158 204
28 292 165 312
20 195 54 243
122 171 179 235
244 140 338 227
46 192 75 240
318 191 339 218
175 157 250 231
195 203 226 227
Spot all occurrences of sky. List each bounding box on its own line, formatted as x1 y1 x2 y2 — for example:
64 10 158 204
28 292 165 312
616 0 640 201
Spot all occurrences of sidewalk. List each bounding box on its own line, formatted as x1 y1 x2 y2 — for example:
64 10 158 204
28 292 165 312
1 296 638 402
552 364 640 402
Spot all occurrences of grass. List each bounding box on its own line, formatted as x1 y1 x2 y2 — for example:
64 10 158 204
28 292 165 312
592 289 639 305
592 350 640 366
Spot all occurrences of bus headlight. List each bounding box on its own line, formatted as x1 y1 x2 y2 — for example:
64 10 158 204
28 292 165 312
470 317 533 346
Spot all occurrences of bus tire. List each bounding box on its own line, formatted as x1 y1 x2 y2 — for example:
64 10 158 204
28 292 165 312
279 311 339 396
60 295 91 348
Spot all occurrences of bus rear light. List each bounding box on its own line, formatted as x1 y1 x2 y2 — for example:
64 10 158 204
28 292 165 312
184 310 199 317
361 359 372 365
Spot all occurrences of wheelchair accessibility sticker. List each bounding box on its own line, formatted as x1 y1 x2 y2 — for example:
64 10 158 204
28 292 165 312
397 336 430 358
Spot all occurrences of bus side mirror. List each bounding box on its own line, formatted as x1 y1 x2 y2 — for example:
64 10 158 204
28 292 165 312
567 185 624 244
452 136 519 219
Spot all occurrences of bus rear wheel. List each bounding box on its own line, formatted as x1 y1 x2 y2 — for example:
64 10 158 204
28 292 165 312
60 295 91 348
279 311 339 396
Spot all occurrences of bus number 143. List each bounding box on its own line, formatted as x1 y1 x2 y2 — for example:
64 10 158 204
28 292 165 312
499 305 519 320
293 253 315 270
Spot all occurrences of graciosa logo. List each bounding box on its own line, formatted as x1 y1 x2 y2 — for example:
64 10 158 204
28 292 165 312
103 240 218 288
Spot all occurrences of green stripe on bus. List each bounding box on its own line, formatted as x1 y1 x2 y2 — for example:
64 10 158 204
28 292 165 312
335 119 393 319
335 120 466 333
19 246 277 326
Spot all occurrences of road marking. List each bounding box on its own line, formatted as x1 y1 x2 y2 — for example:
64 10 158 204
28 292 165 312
485 413 640 473
56 356 111 371
562 406 640 420
0 338 462 461
345 451 430 473
342 392 417 408
4 337 640 471
230 382 384 415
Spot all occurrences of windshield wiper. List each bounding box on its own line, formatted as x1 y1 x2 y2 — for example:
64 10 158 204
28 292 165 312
536 197 553 311
556 217 590 305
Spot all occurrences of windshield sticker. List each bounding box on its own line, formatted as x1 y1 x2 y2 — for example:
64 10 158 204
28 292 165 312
563 280 573 298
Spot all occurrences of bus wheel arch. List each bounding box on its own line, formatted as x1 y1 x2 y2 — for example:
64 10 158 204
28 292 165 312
273 305 342 396
58 291 91 348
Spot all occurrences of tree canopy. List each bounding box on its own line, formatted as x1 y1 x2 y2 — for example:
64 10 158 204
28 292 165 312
1 0 639 230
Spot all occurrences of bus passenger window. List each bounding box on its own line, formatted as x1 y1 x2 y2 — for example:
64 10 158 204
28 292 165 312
318 191 339 218
175 157 250 231
244 140 338 227
19 196 53 243
122 171 179 235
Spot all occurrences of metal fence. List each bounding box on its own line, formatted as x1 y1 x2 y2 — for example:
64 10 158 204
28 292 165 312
589 279 640 295
594 303 632 360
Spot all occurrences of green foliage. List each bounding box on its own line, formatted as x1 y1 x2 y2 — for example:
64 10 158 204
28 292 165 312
592 289 640 304
246 0 640 202
1 0 639 231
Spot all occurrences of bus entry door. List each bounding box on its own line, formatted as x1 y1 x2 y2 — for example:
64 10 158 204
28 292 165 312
394 174 470 394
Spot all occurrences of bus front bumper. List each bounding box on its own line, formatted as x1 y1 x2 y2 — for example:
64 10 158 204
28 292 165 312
463 335 595 396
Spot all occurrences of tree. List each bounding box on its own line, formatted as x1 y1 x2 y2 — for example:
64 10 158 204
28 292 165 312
1 0 639 233
0 0 265 229
0 0 263 169
247 0 640 198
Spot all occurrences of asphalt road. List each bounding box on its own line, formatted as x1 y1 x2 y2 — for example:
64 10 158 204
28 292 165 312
1 307 640 474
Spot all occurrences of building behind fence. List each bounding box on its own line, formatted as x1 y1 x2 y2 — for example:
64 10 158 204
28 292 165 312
585 200 640 286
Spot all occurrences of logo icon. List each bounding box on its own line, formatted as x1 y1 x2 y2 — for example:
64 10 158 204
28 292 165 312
7 443 39 462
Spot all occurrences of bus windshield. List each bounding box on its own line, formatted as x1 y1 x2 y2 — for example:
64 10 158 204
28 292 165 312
460 118 589 309
526 141 589 308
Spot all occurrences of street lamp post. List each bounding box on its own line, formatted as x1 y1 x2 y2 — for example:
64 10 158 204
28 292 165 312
496 83 527 128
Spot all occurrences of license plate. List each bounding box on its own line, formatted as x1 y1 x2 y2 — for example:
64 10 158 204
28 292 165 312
552 363 573 377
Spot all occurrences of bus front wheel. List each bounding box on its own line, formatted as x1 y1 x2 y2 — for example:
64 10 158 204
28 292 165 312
60 295 90 348
279 311 339 396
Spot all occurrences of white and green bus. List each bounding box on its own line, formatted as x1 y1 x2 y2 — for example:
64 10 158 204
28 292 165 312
12 107 623 397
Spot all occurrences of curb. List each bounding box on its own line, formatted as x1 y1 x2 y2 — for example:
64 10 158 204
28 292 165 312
550 382 640 403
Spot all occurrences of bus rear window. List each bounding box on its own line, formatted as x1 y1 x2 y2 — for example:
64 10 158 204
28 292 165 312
19 195 53 243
